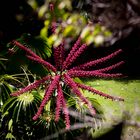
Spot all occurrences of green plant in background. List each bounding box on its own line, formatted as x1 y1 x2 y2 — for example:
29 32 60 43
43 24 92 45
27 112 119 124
1 91 41 140
0 73 24 105
28 0 112 48
6 34 52 77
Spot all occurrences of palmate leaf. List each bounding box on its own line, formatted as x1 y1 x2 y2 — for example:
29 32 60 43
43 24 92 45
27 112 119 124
7 37 51 76
2 91 42 122
16 33 52 59
0 82 12 104
0 74 25 105
1 92 41 138
0 58 7 73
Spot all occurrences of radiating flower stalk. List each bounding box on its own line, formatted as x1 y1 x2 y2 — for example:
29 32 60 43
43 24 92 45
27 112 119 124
10 3 125 129
11 38 124 129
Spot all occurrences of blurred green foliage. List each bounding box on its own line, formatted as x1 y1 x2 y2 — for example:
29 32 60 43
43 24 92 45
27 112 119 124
28 0 112 47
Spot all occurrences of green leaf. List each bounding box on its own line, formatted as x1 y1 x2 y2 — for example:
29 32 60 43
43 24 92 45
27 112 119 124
8 119 13 131
2 91 42 122
63 25 75 37
2 97 17 114
0 82 11 104
5 133 16 140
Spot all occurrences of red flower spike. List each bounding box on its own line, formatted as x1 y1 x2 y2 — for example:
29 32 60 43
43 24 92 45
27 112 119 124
61 91 70 129
64 44 87 70
26 55 57 72
55 84 63 122
12 41 40 59
62 37 81 70
11 76 51 96
76 82 124 101
59 42 65 66
53 46 60 69
68 70 123 78
12 41 57 72
71 49 123 70
63 74 96 116
53 42 65 70
93 61 125 73
33 75 60 120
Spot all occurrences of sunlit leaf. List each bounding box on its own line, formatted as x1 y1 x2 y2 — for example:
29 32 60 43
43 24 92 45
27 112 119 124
8 119 13 131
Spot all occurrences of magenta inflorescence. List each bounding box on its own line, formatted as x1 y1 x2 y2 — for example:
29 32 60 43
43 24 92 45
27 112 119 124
11 38 124 129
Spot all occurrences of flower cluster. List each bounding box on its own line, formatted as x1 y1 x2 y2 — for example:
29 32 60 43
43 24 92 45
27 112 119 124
11 37 124 129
